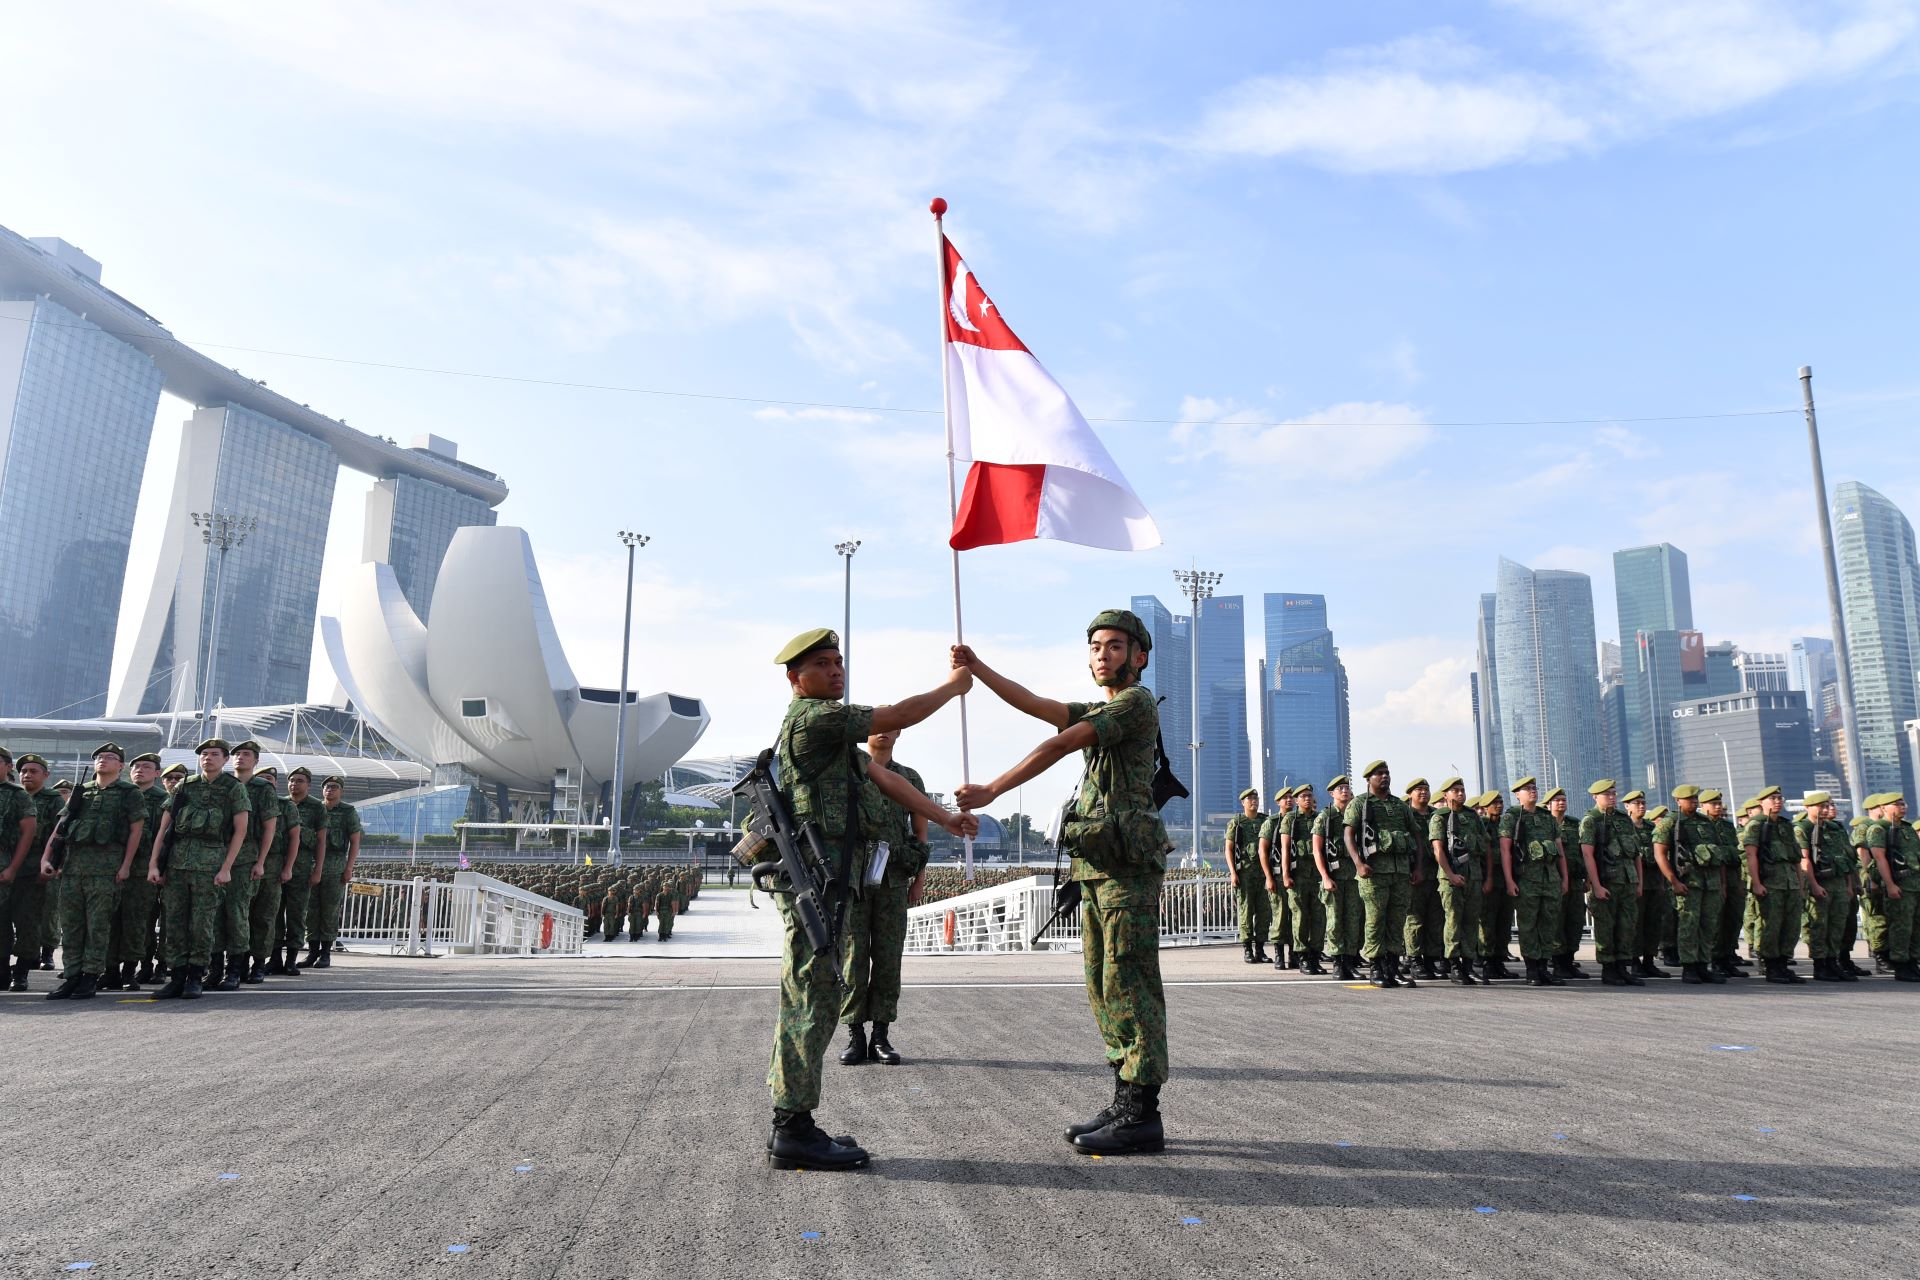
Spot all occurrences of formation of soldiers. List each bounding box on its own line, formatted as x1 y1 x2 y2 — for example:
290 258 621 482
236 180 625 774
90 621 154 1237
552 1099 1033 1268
1224 764 1920 987
350 860 705 940
0 738 364 1001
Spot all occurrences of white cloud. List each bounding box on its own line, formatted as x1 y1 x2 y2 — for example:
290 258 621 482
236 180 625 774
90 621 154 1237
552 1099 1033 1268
1341 638 1479 775
752 407 884 424
1170 397 1435 471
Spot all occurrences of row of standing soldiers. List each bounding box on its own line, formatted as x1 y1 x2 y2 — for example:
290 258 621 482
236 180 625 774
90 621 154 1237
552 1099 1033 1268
571 868 700 940
0 738 364 1001
1224 763 1920 988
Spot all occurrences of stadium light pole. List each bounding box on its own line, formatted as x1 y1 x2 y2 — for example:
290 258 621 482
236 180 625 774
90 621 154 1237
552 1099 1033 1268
1174 566 1222 868
836 540 861 701
191 512 256 731
1800 366 1865 809
611 531 649 867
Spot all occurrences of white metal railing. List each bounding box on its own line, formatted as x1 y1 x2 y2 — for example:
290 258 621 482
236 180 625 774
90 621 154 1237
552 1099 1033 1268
904 874 1240 954
335 873 585 957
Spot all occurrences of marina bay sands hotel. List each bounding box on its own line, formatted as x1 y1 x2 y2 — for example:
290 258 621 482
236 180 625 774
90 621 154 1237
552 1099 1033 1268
0 225 508 721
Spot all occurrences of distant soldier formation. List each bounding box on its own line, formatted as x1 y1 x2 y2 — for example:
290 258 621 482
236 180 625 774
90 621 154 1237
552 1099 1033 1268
0 738 365 1001
1225 765 1919 987
348 860 708 942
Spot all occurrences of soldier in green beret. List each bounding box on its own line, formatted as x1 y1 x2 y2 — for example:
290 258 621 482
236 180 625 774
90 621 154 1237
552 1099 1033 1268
40 744 144 1000
1224 787 1270 965
1344 761 1423 988
1256 787 1297 969
273 767 326 975
1622 790 1671 979
1577 781 1642 987
1544 787 1590 979
1695 790 1748 978
1313 775 1360 980
1737 786 1805 983
209 741 279 989
1278 787 1327 974
1476 790 1513 971
149 739 249 999
957 610 1173 1157
1500 778 1567 986
839 727 935 1066
1865 794 1920 980
1653 787 1719 983
303 776 360 968
0 749 44 992
1430 777 1490 984
753 626 972 1170
1402 777 1443 980
102 752 165 990
1796 792 1856 981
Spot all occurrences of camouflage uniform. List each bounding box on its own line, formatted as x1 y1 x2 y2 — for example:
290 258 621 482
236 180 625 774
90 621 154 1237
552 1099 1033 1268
1501 805 1563 961
1798 812 1855 965
841 758 929 1026
1223 807 1269 948
1856 815 1886 960
55 775 144 980
1578 804 1640 967
655 877 677 938
0 779 44 982
1658 806 1722 968
1345 787 1419 967
248 790 296 958
1556 811 1587 968
1403 803 1444 964
1631 815 1671 967
1712 813 1749 965
278 792 327 957
1314 805 1361 961
162 773 250 968
604 878 631 940
1741 811 1804 962
1279 808 1323 960
309 801 362 943
1430 804 1487 962
1875 817 1920 968
768 695 887 1112
1062 684 1171 1087
108 782 166 978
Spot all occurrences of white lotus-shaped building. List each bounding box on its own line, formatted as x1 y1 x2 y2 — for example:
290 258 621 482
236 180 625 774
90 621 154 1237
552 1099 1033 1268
321 525 708 794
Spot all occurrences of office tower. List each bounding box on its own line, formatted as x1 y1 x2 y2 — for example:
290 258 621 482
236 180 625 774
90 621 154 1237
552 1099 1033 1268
362 436 501 623
1615 543 1693 638
0 284 165 717
1615 542 1695 797
1835 481 1920 797
1734 650 1790 692
1475 592 1507 795
1493 558 1603 798
1670 690 1815 808
1788 636 1836 698
1264 593 1348 800
1194 595 1251 830
1703 641 1741 697
1600 674 1628 784
1131 594 1191 832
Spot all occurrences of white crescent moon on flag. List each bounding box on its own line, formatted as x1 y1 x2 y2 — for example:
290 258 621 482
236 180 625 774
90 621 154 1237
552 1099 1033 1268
949 262 981 333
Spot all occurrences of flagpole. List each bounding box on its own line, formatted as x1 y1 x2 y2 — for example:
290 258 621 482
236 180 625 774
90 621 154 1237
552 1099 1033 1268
932 196 975 882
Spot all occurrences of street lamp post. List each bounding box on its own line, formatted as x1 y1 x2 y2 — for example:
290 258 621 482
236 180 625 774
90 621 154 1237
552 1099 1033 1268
1173 566 1222 868
190 512 256 730
835 540 860 702
1713 732 1736 802
610 530 649 867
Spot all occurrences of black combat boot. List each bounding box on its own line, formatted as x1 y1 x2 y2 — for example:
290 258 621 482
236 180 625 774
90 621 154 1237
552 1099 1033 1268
1251 941 1269 965
182 965 206 999
1482 956 1516 980
1896 962 1920 983
1397 956 1418 988
1416 957 1440 981
154 967 187 999
45 974 81 1000
1543 958 1567 986
72 973 99 1000
1344 953 1364 980
1368 958 1400 989
1620 962 1645 987
1272 947 1288 970
868 1024 902 1065
1638 956 1673 979
1303 951 1327 975
216 953 245 991
767 1109 871 1170
136 959 155 983
839 1023 868 1066
1812 958 1839 982
205 952 226 988
1874 952 1894 974
300 942 323 968
1600 961 1626 987
1838 959 1860 982
280 947 302 978
9 961 29 992
1452 957 1473 986
1241 940 1256 964
1660 947 1682 967
1681 962 1706 985
1524 959 1547 987
1714 957 1746 979
39 946 54 970
1066 1063 1125 1141
1763 958 1789 985
99 965 124 991
1846 956 1872 977
314 942 332 969
122 960 142 990
1705 960 1727 984
1560 954 1592 980
244 954 267 984
1072 1083 1165 1155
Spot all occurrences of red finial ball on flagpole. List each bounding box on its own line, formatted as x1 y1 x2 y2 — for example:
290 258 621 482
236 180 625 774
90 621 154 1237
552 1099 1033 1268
929 197 948 217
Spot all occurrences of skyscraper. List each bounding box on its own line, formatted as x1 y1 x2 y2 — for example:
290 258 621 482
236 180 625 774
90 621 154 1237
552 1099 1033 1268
1834 480 1920 797
1475 592 1507 795
1263 593 1348 799
1787 636 1836 699
1493 558 1603 798
362 436 501 623
1131 594 1191 832
1132 591 1249 839
0 285 165 717
1615 543 1693 638
1734 650 1789 692
1615 542 1695 798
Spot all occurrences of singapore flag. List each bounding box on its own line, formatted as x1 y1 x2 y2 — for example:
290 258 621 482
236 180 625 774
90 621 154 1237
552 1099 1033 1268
943 235 1160 552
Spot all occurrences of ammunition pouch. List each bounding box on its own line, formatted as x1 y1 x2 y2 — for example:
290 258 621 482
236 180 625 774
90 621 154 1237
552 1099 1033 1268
1062 808 1164 877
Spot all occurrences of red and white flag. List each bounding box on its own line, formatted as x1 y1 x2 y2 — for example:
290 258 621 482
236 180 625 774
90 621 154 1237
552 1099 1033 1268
942 236 1160 552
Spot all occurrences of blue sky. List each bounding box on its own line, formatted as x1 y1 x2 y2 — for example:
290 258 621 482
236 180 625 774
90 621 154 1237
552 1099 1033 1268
7 1 1917 821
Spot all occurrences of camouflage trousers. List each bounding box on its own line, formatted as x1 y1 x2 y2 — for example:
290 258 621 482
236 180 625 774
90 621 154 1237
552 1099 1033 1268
1636 874 1674 959
1586 879 1639 963
1322 878 1362 956
42 874 61 948
1715 872 1748 960
109 875 157 969
768 895 840 1112
1265 878 1291 951
841 879 910 1024
1674 868 1722 966
216 866 259 953
1 878 46 963
1880 873 1917 962
602 902 628 938
1481 876 1514 958
249 858 287 956
163 868 221 968
1438 872 1483 959
657 903 676 939
309 871 348 943
1514 868 1561 959
1357 871 1410 961
1860 883 1886 955
1232 875 1270 944
277 861 315 953
1080 873 1167 1087
1750 863 1803 959
1286 881 1323 954
1558 873 1588 958
1404 875 1445 959
1803 875 1854 959
58 855 123 978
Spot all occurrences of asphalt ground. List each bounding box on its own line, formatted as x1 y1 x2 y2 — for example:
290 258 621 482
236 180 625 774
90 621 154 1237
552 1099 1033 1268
3 945 1915 1280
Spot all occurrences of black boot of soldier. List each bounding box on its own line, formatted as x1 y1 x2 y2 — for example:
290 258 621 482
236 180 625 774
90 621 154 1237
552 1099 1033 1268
768 1110 871 1170
1874 951 1894 974
1241 940 1256 964
1780 957 1806 984
1838 958 1860 982
1452 958 1473 986
1368 958 1399 989
1661 946 1682 967
183 966 206 999
1600 961 1624 987
45 973 81 1000
1396 955 1418 988
155 967 188 999
1896 962 1920 983
1543 958 1567 986
1483 956 1516 980
10 961 29 992
216 953 245 991
1303 951 1327 975
39 946 54 970
71 973 99 1000
1272 946 1288 970
314 942 333 969
1681 962 1706 984
136 959 155 983
122 960 142 989
244 954 267 984
1251 941 1269 965
1846 955 1872 976
1714 956 1746 979
1066 1063 1125 1142
839 1023 868 1066
1073 1083 1165 1155
205 952 226 988
1639 956 1673 979
99 964 124 991
868 1024 902 1065
1620 961 1645 987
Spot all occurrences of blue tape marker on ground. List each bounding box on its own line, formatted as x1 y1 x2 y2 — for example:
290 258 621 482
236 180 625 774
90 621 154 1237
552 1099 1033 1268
1756 1128 1776 1134
64 1265 96 1272
1181 1217 1203 1225
1711 1045 1756 1052
1732 1194 1758 1202
217 1173 239 1180
801 1232 823 1241
447 1244 470 1253
1335 1141 1353 1148
515 1164 534 1172
1474 1207 1498 1214
1551 1134 1567 1141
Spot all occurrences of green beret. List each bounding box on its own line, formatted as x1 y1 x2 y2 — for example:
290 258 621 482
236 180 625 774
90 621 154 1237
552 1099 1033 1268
1402 776 1428 795
1086 608 1151 653
129 752 162 767
0 747 11 765
16 753 47 769
1699 788 1722 804
1803 791 1831 807
1436 775 1464 794
1587 779 1616 796
92 742 125 760
1543 787 1565 804
775 628 839 666
1273 789 1292 803
1471 791 1495 807
288 766 312 780
1238 787 1258 802
1621 789 1646 804
256 766 278 778
162 763 189 778
1670 784 1700 799
1327 774 1350 792
54 779 72 790
1752 784 1781 803
1886 793 1907 807
1361 759 1388 779
322 775 345 787
1648 805 1670 820
232 739 263 756
1511 776 1538 793
195 738 230 755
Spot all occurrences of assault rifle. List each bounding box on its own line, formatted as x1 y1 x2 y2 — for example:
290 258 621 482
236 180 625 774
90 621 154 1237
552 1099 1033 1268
730 749 853 964
1357 795 1379 869
42 779 87 873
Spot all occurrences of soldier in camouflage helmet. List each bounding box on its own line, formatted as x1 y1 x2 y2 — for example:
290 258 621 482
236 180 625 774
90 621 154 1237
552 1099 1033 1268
763 627 974 1172
956 609 1173 1157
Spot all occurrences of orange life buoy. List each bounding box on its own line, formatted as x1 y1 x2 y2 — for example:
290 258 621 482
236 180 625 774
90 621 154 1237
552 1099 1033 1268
942 909 956 948
540 912 554 949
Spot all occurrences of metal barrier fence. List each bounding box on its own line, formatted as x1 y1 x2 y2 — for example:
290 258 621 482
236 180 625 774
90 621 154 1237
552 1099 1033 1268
904 874 1239 954
335 872 585 957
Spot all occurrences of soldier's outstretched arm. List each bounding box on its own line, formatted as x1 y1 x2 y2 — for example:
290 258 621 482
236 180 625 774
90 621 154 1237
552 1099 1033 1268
950 645 1071 729
871 664 973 734
867 761 977 838
954 720 1098 810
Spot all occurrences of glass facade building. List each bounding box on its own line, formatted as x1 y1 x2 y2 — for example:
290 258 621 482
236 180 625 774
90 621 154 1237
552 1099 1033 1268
1615 542 1695 800
1834 480 1920 798
1131 595 1191 833
0 295 164 717
1263 593 1349 801
1614 543 1693 639
1493 558 1603 799
1132 593 1250 839
363 470 499 623
1670 690 1816 808
1475 592 1506 795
